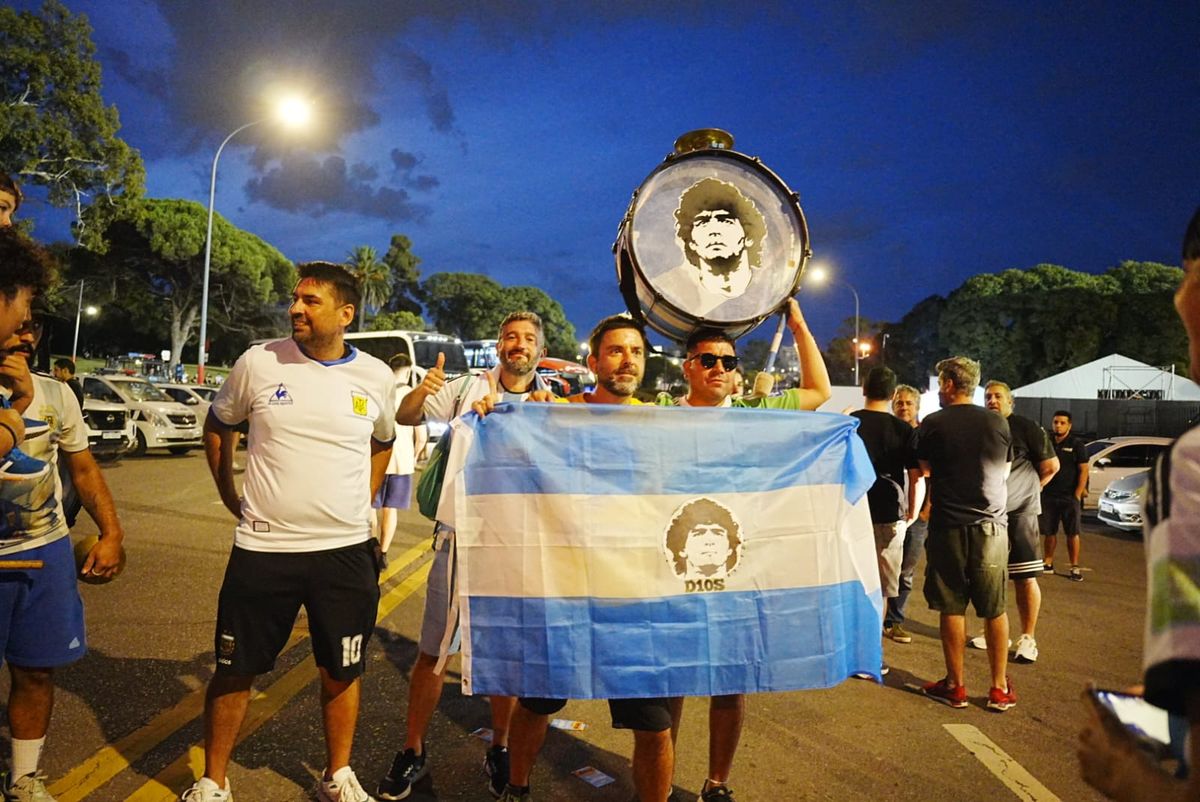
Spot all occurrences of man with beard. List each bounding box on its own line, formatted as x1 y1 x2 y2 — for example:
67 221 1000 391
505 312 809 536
1040 410 1090 581
379 312 557 801
967 381 1058 664
0 313 124 802
664 298 830 802
496 314 678 802
184 262 395 802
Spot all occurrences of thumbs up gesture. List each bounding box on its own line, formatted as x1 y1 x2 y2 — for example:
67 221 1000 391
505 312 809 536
420 352 446 397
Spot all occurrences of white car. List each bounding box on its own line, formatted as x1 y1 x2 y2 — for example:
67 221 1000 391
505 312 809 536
1083 436 1172 509
80 399 137 460
161 383 213 418
1097 471 1149 532
81 374 203 456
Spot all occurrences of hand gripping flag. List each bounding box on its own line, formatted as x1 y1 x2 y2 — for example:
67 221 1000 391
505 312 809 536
451 402 882 699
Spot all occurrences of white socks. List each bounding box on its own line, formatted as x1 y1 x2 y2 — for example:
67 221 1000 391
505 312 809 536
10 737 44 780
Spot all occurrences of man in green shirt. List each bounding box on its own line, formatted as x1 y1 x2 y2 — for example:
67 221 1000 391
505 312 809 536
665 297 830 802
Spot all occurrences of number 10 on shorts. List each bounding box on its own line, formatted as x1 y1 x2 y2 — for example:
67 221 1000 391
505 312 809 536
342 635 363 667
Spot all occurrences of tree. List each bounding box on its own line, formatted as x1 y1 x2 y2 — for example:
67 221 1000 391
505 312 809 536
370 310 426 331
0 0 144 247
346 245 390 331
420 272 577 358
80 198 295 367
382 234 422 314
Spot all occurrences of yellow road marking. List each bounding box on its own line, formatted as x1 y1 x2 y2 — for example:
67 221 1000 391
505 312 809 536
51 541 432 802
943 723 1062 802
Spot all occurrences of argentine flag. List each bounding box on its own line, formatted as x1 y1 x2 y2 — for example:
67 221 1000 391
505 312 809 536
451 402 882 699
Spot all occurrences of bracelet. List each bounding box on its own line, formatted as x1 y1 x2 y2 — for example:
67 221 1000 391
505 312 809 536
0 421 17 450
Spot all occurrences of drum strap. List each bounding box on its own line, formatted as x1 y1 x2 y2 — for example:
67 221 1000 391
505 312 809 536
616 248 648 328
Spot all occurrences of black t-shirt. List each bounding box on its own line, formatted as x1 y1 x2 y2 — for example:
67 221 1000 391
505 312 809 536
851 409 919 524
916 404 1013 527
1005 414 1056 515
1043 432 1089 499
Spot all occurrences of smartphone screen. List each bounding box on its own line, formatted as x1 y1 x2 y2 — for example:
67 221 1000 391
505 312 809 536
1092 689 1173 747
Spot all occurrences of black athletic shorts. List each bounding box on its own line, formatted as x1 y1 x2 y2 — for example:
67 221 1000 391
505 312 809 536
214 541 380 681
519 696 672 732
1039 495 1082 537
1007 512 1043 581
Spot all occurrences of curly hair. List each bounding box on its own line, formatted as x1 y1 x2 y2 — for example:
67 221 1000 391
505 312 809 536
664 497 742 577
674 178 766 269
0 228 55 302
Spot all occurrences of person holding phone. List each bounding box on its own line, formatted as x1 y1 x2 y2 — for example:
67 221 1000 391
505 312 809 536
1078 207 1200 800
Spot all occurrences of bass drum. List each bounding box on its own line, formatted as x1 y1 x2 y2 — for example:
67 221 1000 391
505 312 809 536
615 133 810 343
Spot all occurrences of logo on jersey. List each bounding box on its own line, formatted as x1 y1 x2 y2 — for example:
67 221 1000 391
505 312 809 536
268 383 293 405
351 392 368 416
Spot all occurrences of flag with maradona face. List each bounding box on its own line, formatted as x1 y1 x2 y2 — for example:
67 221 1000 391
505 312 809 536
450 402 881 699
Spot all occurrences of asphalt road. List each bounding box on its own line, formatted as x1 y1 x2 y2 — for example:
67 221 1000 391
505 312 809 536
18 452 1147 801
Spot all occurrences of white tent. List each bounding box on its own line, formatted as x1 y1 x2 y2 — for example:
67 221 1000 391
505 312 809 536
1013 354 1200 401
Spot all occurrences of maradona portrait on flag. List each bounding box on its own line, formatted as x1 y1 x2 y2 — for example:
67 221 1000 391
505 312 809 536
448 402 881 700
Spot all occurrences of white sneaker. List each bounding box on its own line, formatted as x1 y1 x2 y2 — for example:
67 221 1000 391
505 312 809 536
968 635 1011 650
4 771 57 802
316 767 375 802
180 777 232 802
1013 633 1039 663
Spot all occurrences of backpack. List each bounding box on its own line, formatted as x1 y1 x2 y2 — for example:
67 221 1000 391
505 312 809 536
415 376 475 520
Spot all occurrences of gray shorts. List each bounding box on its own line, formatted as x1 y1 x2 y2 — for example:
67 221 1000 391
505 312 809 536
418 529 462 657
923 522 1008 618
873 521 906 598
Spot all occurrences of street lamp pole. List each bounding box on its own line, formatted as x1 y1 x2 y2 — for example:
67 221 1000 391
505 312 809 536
847 282 861 386
71 279 85 363
198 120 265 384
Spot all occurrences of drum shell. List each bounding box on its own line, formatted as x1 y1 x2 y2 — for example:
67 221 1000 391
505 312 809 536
615 148 810 344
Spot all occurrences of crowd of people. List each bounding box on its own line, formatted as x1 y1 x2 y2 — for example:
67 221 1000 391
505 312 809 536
0 163 1197 802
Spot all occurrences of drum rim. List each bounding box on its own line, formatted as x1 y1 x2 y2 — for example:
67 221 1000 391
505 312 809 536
614 147 813 340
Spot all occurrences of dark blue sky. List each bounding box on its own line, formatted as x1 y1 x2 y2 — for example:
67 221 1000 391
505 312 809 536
19 1 1200 348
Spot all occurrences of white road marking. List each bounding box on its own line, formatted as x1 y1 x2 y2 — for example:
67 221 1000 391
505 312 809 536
944 723 1061 801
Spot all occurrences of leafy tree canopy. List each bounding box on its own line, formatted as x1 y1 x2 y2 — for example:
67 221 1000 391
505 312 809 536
0 0 144 247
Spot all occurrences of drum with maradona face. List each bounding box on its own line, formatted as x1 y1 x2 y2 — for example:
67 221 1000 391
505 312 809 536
615 129 811 343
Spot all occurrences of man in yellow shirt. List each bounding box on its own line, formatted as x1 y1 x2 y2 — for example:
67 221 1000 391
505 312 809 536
498 314 674 802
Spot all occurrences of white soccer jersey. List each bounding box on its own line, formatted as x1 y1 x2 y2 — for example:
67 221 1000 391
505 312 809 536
211 338 396 552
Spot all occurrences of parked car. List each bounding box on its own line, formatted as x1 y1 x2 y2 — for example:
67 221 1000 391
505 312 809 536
161 383 212 418
80 374 203 456
81 399 137 460
536 357 593 398
1097 471 1150 532
1083 436 1172 509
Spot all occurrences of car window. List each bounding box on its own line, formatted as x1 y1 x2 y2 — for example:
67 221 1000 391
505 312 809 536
1086 440 1114 458
83 378 122 404
114 380 171 402
1104 445 1148 468
165 388 198 405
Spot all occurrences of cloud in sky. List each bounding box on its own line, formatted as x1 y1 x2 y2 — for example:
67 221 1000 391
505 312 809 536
244 155 430 222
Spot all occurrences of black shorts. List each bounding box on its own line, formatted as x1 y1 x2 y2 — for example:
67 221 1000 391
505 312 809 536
1007 512 1043 581
519 696 672 732
1039 496 1082 537
923 522 1008 618
215 541 380 681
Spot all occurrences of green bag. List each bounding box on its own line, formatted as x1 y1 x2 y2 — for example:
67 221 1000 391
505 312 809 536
415 376 474 520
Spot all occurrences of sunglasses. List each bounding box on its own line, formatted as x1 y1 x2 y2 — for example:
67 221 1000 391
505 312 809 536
688 353 739 371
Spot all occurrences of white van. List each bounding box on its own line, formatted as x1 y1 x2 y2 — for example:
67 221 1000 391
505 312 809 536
343 330 469 377
80 374 203 456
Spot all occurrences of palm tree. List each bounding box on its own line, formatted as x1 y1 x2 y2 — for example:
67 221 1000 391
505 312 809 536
346 245 392 331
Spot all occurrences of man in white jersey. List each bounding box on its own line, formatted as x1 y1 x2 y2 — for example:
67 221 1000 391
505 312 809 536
182 262 395 802
377 311 555 801
0 314 124 802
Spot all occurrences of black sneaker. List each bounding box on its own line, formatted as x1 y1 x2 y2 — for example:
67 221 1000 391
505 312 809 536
377 747 428 800
483 745 510 798
700 782 736 801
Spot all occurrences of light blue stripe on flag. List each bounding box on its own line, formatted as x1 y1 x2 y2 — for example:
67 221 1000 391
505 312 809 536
461 403 874 503
464 584 882 698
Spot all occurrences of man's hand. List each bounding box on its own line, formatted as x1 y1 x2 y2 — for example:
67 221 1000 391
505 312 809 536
80 535 125 579
420 352 447 397
528 389 557 403
784 297 808 332
0 350 35 411
471 371 503 418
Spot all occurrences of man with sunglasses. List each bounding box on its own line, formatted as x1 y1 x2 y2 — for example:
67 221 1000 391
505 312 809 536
0 311 125 802
664 297 830 802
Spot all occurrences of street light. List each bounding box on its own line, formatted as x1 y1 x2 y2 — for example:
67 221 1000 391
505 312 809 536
71 280 99 363
806 265 863 386
198 95 313 383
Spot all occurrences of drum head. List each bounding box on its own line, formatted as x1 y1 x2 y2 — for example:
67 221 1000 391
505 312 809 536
619 149 808 342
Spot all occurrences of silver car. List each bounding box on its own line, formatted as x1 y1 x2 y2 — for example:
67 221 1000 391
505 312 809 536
1084 436 1172 509
1097 471 1149 532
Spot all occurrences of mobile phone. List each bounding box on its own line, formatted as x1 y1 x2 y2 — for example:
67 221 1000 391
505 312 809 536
1088 687 1181 760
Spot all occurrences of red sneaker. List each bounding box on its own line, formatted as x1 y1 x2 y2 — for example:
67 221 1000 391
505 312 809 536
987 678 1017 712
922 678 968 708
